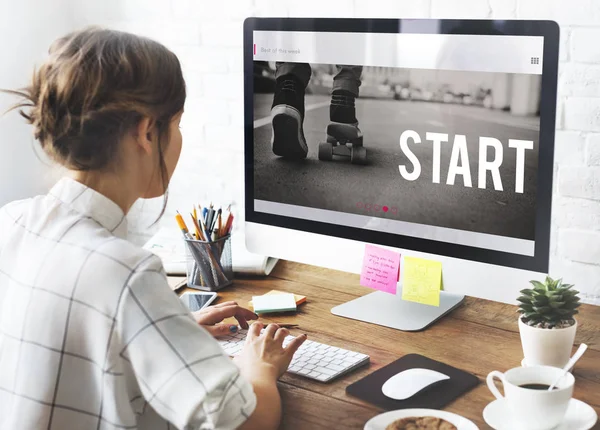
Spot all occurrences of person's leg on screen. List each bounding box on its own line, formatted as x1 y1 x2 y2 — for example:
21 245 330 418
270 62 311 159
330 65 363 125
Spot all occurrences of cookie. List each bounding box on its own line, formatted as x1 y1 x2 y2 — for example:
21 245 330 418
385 416 457 430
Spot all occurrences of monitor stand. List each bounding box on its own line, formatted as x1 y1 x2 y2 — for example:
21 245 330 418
331 289 465 332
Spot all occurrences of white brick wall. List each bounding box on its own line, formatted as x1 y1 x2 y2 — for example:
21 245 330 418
69 0 600 305
587 134 600 166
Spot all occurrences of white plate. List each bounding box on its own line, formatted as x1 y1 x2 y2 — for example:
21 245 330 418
364 408 479 430
483 398 598 430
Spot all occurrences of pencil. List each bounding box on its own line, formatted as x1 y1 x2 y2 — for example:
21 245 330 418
190 212 204 240
216 210 222 238
225 213 234 235
175 211 192 239
220 212 230 237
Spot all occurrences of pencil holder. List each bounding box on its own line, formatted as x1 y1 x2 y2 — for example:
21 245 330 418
184 235 233 291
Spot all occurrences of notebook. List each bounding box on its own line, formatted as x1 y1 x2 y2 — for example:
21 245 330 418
346 354 479 410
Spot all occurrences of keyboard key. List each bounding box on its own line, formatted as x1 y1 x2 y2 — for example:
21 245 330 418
314 366 336 376
326 363 345 372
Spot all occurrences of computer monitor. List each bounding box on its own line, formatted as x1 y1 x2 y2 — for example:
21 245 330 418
243 18 559 331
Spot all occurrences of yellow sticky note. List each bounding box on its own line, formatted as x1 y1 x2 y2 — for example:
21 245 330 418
402 256 442 307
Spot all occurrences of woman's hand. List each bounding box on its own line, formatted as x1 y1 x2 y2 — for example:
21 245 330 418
233 322 307 382
192 301 258 337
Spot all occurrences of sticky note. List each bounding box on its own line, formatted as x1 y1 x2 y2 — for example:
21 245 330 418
252 293 297 314
248 290 306 309
402 256 442 307
360 244 401 294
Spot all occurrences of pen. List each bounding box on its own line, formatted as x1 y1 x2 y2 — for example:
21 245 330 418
247 323 299 329
206 204 215 233
199 215 211 242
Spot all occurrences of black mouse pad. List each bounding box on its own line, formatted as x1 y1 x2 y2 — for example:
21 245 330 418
346 353 479 410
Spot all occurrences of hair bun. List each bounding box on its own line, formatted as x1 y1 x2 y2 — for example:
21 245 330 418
3 27 186 172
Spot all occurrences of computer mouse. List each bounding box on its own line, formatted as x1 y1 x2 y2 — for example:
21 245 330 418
382 368 450 400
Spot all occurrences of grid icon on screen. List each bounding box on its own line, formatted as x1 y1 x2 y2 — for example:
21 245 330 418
531 57 540 65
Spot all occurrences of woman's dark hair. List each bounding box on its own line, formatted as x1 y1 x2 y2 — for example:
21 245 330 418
4 27 186 217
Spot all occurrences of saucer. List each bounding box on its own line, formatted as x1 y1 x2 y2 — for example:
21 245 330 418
364 408 478 430
483 398 598 430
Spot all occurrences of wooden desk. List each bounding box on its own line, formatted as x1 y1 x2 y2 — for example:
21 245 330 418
170 261 600 430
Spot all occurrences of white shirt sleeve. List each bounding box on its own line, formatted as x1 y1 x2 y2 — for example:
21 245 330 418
115 255 257 430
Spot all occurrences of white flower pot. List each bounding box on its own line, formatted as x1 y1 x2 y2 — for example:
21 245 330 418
518 317 577 368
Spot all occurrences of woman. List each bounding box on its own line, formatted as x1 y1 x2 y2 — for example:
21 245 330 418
0 27 305 430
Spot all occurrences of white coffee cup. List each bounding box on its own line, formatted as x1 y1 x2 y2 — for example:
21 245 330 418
486 365 574 430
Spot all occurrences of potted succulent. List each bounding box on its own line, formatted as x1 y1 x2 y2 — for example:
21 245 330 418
517 276 581 368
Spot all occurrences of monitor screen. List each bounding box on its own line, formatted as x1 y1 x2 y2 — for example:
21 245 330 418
244 19 558 272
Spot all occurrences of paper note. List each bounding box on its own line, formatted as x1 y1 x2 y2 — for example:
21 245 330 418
402 256 442 307
249 290 306 309
252 293 297 314
360 244 401 294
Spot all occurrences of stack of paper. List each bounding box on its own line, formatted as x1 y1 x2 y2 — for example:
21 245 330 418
143 226 279 276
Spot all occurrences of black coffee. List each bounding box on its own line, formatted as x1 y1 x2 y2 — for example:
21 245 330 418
519 383 556 390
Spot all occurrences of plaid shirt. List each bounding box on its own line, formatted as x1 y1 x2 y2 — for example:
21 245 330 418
0 178 256 430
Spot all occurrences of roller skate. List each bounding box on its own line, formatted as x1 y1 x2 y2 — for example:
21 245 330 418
270 75 308 159
318 90 367 165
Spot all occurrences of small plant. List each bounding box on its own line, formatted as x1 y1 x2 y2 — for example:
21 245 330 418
517 276 581 329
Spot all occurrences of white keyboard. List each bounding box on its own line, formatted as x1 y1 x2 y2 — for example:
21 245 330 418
218 329 370 382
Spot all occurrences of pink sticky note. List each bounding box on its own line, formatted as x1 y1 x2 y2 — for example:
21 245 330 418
360 244 401 294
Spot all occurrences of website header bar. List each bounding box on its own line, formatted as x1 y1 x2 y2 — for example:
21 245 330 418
253 31 544 75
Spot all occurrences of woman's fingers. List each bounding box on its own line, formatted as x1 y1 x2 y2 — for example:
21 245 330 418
247 321 264 340
284 334 308 357
203 323 239 338
274 328 289 345
263 323 280 339
197 304 257 327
